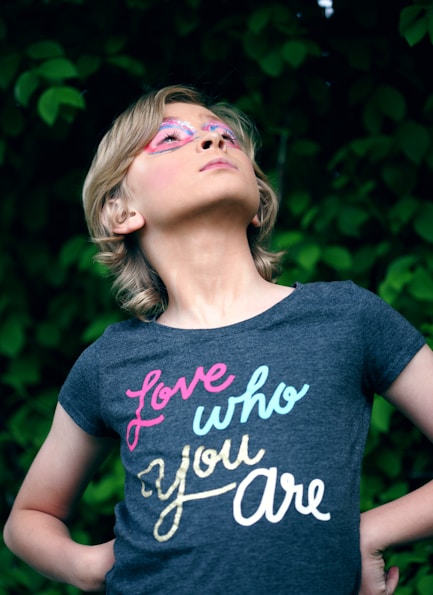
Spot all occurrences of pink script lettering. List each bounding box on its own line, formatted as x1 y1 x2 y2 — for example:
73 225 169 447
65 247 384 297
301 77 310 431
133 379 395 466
126 363 235 451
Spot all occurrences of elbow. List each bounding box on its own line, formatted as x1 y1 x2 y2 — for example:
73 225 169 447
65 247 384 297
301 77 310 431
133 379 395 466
3 514 15 552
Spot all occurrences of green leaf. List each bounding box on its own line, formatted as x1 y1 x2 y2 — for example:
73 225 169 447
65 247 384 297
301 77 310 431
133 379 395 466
417 574 433 592
413 202 433 242
26 40 64 60
286 191 311 216
409 266 433 301
383 255 418 291
37 86 85 126
428 8 433 44
322 246 353 270
248 7 270 34
259 49 284 77
14 70 39 106
350 135 393 160
36 322 61 348
76 54 101 78
59 235 87 268
363 98 383 135
396 120 430 164
371 395 394 433
282 40 307 68
107 55 146 77
54 85 85 109
399 6 427 46
375 84 406 121
375 447 402 478
381 162 417 196
296 242 321 270
82 313 123 342
36 58 78 80
0 317 26 357
337 206 369 237
37 88 59 125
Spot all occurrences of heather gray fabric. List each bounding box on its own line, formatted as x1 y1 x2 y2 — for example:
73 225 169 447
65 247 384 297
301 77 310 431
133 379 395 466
59 281 425 594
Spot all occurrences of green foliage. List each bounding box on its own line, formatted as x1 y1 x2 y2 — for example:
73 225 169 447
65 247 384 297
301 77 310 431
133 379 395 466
1 0 433 592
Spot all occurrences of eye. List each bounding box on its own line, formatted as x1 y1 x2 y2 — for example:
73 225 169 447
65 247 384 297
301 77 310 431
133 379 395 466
144 120 195 154
204 122 241 148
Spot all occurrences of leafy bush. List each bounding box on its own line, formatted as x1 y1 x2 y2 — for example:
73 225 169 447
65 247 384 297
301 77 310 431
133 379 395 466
1 0 433 592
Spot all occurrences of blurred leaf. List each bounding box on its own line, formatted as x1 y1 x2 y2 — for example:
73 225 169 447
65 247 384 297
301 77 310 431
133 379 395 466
282 40 307 68
322 246 353 270
36 58 78 79
337 205 369 237
82 313 123 342
26 40 64 59
409 266 433 301
295 242 321 270
382 255 417 291
371 396 395 434
259 49 284 77
413 202 433 243
14 70 39 106
37 87 59 125
416 573 433 592
381 161 417 196
37 85 85 125
59 235 87 267
396 120 430 164
375 84 406 121
399 6 427 46
107 54 146 77
0 317 26 357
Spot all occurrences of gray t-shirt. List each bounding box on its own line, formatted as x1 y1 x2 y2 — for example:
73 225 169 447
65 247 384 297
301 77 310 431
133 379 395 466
59 281 425 594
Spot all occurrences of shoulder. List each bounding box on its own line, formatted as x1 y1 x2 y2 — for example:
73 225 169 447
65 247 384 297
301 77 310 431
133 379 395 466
73 318 150 367
296 280 373 306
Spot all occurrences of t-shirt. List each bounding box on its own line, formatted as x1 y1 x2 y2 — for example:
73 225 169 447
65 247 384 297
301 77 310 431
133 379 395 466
59 281 425 594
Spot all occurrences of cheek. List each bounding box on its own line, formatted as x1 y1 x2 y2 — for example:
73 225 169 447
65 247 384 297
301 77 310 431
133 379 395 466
127 159 183 196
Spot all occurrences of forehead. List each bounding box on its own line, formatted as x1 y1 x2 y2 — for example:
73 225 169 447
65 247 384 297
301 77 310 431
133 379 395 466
162 102 218 124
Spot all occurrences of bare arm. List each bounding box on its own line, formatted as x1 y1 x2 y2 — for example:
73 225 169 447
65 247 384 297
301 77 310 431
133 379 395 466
3 403 117 592
360 343 433 594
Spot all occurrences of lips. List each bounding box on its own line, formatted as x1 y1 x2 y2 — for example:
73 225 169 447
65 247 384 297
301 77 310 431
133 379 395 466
200 158 238 172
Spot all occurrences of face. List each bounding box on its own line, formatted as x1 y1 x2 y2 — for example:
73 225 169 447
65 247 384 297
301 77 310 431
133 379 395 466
124 102 260 232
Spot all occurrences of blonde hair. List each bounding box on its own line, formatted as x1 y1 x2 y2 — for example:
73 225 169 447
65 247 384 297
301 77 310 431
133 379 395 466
83 85 282 319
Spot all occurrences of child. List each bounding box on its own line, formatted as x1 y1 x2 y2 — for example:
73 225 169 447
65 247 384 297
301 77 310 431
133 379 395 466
4 84 433 594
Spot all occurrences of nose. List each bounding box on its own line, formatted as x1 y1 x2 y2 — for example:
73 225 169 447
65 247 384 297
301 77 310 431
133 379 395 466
198 131 227 152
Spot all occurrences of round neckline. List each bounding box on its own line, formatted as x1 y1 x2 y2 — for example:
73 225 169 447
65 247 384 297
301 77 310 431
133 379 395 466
146 283 302 334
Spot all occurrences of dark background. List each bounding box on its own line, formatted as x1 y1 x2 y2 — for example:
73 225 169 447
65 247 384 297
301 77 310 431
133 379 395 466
1 0 433 592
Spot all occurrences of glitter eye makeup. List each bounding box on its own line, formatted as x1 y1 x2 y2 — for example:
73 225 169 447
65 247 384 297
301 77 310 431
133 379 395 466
202 122 240 148
144 118 241 154
144 119 197 154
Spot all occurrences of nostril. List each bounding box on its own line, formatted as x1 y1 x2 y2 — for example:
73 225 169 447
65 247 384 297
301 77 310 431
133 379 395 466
203 140 212 149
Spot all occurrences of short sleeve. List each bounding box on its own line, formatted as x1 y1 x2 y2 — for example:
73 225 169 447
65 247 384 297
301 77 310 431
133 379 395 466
58 340 116 437
355 284 426 395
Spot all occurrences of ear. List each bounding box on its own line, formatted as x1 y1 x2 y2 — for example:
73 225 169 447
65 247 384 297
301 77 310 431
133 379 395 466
112 210 146 234
251 214 261 227
103 198 146 235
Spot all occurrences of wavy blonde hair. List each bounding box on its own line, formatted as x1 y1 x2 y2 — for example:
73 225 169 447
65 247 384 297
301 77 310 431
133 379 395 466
82 85 282 319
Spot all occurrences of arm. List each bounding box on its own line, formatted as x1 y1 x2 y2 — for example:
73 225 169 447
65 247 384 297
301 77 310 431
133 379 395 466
3 403 117 592
360 343 433 594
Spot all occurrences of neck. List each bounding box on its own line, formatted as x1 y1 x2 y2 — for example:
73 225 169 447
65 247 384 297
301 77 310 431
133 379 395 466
141 224 292 329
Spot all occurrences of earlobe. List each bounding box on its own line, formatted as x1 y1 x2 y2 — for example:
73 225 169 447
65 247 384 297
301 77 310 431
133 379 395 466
251 214 261 227
112 210 146 234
